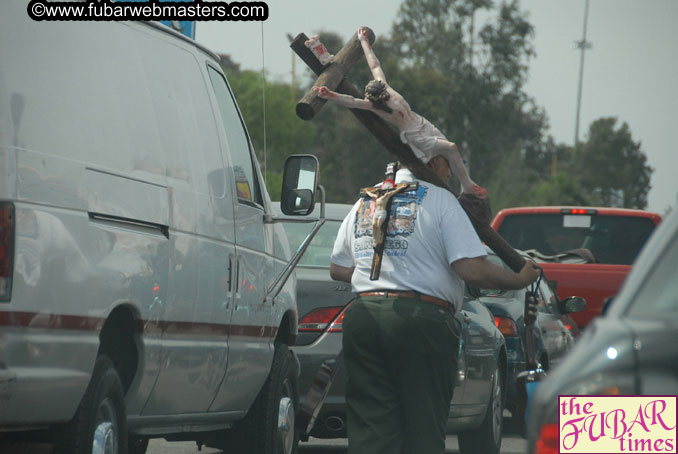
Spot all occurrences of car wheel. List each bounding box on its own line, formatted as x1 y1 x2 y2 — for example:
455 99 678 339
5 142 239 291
55 355 128 454
457 363 503 454
221 343 300 454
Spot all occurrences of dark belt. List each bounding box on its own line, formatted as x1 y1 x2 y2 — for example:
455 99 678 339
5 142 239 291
358 291 454 313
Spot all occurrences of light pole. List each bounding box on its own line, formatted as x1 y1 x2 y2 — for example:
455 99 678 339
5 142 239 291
574 0 593 148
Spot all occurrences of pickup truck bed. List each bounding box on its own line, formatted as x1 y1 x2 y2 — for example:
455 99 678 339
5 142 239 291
491 206 661 329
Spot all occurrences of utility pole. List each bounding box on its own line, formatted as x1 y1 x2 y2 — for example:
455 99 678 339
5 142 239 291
574 0 593 148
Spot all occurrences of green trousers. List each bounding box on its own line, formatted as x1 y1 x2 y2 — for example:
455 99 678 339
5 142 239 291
342 294 460 454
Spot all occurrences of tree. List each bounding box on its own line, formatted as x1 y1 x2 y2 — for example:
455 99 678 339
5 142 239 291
525 173 590 206
220 61 315 197
575 117 653 209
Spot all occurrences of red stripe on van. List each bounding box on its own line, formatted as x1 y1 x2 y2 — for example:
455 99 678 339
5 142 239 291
0 311 105 331
0 311 278 339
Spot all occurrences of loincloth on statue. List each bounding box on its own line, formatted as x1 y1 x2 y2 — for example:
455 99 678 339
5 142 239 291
399 115 447 163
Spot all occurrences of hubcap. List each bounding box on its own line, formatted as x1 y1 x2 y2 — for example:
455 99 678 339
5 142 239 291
278 396 294 454
491 368 502 443
93 397 119 454
93 422 116 454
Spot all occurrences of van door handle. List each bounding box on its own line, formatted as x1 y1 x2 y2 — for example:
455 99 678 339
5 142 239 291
228 255 234 293
235 258 240 296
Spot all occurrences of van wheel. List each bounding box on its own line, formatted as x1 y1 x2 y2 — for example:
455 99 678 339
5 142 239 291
458 363 503 454
222 343 299 454
55 355 128 454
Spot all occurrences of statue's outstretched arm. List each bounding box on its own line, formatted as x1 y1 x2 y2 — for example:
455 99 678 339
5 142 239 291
358 27 386 82
315 86 373 110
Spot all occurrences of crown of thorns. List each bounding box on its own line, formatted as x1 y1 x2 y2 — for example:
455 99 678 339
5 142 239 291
364 80 389 102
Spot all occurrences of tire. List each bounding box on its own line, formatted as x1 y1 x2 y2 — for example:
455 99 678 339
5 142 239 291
55 355 128 454
458 363 503 454
221 343 300 454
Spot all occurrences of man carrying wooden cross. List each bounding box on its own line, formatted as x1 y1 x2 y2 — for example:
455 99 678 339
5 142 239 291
316 27 487 200
330 154 540 454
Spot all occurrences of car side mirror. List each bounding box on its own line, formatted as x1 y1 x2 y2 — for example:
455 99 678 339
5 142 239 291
280 154 319 216
563 296 586 313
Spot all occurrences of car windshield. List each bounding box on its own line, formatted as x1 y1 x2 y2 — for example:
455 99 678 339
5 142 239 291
283 220 342 268
497 214 656 265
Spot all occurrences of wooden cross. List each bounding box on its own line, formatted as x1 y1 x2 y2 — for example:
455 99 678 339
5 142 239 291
291 29 526 273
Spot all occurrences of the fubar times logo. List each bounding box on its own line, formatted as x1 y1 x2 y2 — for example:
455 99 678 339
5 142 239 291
559 396 677 453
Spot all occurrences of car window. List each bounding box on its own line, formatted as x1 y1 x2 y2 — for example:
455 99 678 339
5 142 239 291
498 214 656 265
476 254 514 297
207 67 262 206
626 231 678 318
283 220 343 268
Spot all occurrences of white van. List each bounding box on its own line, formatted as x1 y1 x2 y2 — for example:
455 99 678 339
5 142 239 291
0 2 320 453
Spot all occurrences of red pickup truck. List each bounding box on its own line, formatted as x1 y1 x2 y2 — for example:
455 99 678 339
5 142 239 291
491 207 662 328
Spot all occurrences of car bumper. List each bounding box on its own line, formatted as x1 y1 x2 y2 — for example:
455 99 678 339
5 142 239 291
291 330 347 439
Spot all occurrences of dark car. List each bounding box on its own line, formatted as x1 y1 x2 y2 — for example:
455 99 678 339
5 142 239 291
527 208 678 454
279 204 510 454
466 247 586 422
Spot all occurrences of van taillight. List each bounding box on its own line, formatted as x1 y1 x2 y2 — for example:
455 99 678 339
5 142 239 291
299 304 349 333
0 203 15 302
535 423 559 454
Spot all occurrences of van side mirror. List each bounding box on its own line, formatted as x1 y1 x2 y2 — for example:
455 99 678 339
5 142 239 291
281 154 319 216
563 296 587 313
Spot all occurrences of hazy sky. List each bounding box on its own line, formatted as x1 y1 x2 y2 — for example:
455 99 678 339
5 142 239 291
196 0 677 214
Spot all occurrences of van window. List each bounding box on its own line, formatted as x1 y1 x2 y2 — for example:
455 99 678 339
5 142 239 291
207 67 262 206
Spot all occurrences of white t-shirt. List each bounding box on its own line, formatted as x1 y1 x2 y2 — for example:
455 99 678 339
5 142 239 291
331 169 486 312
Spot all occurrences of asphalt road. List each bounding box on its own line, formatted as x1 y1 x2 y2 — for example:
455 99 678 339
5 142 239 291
0 430 528 454
144 433 529 454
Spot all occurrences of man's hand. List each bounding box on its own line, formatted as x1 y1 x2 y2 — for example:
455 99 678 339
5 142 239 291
525 292 539 325
518 261 541 287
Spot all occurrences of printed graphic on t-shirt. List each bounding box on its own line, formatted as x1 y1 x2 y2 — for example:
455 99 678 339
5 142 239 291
353 185 428 259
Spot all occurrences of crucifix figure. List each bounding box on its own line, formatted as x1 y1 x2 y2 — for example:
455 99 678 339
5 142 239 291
315 27 487 199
